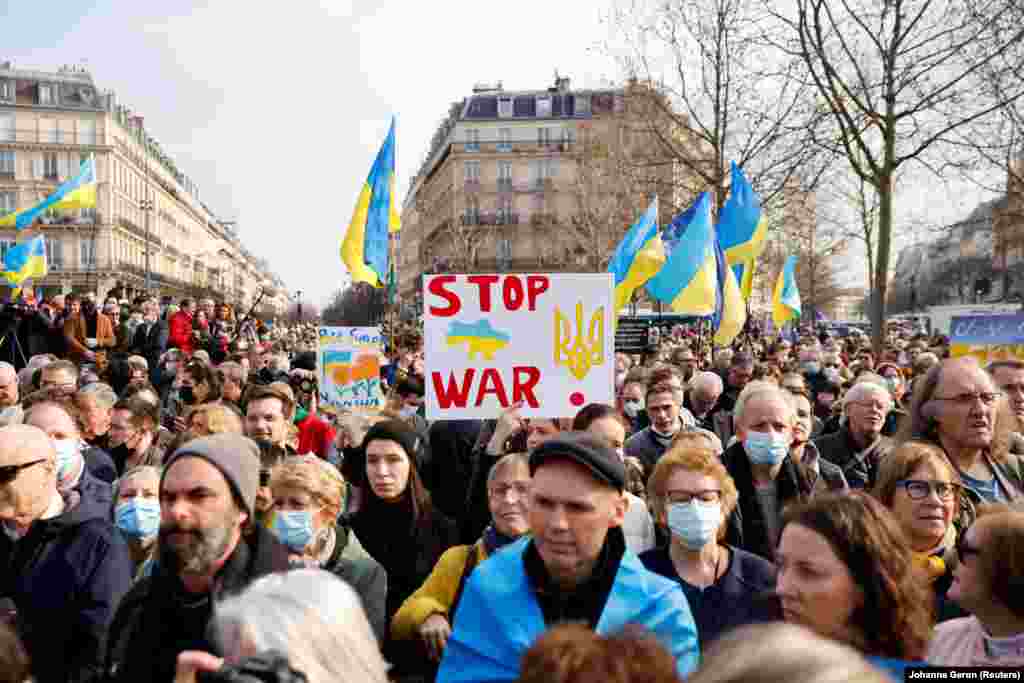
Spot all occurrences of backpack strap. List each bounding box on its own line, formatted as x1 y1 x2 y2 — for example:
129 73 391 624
449 542 484 621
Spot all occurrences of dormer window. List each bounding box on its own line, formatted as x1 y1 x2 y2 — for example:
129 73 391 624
38 84 53 105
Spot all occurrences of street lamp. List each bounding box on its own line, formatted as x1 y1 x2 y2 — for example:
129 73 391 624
295 290 303 322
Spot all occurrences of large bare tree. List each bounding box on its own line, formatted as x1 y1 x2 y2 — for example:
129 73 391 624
773 0 1024 351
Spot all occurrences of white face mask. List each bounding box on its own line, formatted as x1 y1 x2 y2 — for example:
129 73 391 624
399 405 418 419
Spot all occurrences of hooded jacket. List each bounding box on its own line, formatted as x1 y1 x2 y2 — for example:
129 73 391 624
0 490 133 683
104 525 291 683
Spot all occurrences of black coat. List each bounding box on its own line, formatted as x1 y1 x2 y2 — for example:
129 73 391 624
721 442 812 562
813 426 892 490
426 419 482 520
0 491 133 683
83 445 117 484
105 525 292 683
130 319 169 381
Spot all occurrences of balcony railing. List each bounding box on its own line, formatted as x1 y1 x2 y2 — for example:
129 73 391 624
460 178 556 194
460 140 574 154
460 211 521 226
0 129 101 146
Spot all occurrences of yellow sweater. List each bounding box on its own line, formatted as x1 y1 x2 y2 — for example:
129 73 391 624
391 541 488 640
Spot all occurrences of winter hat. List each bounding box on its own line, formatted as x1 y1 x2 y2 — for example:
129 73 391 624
163 434 261 518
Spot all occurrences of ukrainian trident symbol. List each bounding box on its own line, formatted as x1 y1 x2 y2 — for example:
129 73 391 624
554 302 606 381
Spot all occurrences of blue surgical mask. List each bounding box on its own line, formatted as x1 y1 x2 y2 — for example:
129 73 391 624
272 509 317 551
115 498 161 540
52 438 81 481
744 430 790 466
801 361 821 375
623 399 644 418
667 501 722 550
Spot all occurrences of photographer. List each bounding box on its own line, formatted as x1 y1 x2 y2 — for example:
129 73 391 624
289 368 335 459
172 570 388 683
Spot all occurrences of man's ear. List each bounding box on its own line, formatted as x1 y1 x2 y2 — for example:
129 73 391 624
609 491 627 529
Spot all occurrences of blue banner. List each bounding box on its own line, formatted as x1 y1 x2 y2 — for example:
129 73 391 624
949 314 1024 345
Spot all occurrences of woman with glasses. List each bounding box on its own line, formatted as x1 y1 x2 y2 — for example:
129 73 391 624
928 505 1024 668
873 441 965 622
392 452 530 672
776 493 932 678
641 445 779 649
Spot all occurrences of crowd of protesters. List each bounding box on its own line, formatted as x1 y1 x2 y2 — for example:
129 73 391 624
0 299 1023 683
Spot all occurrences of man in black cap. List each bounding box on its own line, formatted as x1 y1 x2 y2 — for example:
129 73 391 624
104 433 292 683
436 432 699 682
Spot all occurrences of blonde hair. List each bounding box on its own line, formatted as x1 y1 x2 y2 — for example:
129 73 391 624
269 455 346 518
187 403 243 435
648 446 738 535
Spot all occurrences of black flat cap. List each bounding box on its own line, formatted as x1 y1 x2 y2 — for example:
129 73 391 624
529 432 625 491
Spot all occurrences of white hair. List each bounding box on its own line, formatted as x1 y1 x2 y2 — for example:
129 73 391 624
689 371 723 396
842 382 892 415
214 569 389 683
77 382 118 409
734 380 796 427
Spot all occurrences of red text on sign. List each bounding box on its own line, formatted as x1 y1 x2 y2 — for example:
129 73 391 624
431 367 541 409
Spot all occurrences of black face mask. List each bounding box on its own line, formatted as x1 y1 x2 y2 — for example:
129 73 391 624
179 386 196 405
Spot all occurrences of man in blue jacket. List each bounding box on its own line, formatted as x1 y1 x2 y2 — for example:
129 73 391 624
0 424 132 683
437 432 699 682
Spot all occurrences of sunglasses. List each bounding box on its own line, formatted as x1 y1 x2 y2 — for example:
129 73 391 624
0 459 47 485
956 536 982 563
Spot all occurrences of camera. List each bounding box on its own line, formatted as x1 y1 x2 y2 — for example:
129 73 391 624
196 652 307 683
249 367 289 386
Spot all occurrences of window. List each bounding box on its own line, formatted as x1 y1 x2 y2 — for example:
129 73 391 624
575 94 591 115
498 128 511 152
0 113 13 142
38 84 53 105
497 197 514 224
80 207 97 222
0 191 15 216
536 96 552 118
464 160 481 183
46 237 64 269
544 159 559 180
465 128 480 152
43 153 58 179
463 197 480 225
561 127 575 146
0 151 14 177
81 237 97 267
497 161 512 189
0 81 11 101
538 127 553 146
498 98 513 118
80 119 96 145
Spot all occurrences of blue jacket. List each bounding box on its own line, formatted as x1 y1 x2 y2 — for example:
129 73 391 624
0 490 133 683
437 537 700 682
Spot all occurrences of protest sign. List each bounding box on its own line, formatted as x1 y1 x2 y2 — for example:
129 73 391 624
423 273 615 419
949 314 1024 364
317 326 385 412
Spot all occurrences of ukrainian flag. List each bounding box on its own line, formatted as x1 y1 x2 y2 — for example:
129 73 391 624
341 118 401 287
0 157 97 230
608 198 665 313
645 192 717 316
717 162 768 300
2 236 47 287
772 254 802 328
712 234 747 345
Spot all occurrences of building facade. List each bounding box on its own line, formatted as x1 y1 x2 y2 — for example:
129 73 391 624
398 77 701 311
0 61 287 316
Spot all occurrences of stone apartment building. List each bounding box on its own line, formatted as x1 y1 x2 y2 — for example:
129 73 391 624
397 77 705 310
0 61 287 314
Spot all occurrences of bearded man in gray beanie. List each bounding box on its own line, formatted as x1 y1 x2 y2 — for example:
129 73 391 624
104 434 292 683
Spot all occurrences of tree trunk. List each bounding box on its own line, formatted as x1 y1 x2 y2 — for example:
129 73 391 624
872 172 894 355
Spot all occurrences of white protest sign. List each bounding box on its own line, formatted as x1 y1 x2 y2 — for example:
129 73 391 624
317 326 385 412
423 273 615 419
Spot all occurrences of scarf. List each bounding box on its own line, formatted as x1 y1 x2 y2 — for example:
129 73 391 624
293 406 309 424
912 551 947 583
482 524 517 556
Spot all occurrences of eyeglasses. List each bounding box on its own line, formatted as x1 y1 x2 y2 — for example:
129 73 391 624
488 482 530 499
0 459 47 485
849 401 890 413
896 479 961 500
666 489 721 504
956 536 982 564
931 392 1002 407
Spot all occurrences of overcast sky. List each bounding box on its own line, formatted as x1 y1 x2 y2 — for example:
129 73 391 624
2 0 994 303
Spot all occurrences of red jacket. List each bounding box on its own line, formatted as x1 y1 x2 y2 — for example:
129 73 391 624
295 413 336 458
167 311 195 355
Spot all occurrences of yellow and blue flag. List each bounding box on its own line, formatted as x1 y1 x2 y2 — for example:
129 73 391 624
0 157 97 231
711 236 747 346
2 236 47 287
341 118 401 287
772 254 802 328
717 162 768 300
645 192 717 316
608 198 665 313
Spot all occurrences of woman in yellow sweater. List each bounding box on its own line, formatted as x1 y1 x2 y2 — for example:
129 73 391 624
392 452 531 663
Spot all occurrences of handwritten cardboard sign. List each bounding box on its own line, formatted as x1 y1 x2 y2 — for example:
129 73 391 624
423 273 615 419
949 314 1024 364
317 326 385 412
